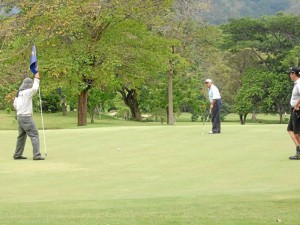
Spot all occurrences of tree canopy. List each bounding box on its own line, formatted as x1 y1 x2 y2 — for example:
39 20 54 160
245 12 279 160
221 13 300 123
2 1 300 125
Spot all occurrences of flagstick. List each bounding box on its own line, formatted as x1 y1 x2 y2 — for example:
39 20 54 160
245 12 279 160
30 45 46 156
38 87 47 157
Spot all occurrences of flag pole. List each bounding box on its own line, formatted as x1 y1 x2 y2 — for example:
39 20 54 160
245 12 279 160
38 87 47 157
30 45 47 157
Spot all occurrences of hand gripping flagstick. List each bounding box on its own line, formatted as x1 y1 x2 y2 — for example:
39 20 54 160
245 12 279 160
30 45 47 157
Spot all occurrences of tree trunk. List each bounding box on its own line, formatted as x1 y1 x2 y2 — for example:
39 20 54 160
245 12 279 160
62 96 67 116
90 110 95 124
251 111 256 121
88 107 95 124
239 114 244 125
239 113 246 125
77 76 94 126
168 45 175 125
168 68 174 125
244 114 247 124
279 112 283 124
119 87 142 121
130 101 141 121
278 106 284 124
98 104 102 120
78 90 88 126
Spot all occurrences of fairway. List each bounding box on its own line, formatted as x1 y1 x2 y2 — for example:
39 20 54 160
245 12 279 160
1 124 300 225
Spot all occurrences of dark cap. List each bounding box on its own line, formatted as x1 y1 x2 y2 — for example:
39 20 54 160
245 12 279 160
290 67 300 76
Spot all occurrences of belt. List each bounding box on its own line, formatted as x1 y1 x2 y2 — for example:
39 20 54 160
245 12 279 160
18 114 32 117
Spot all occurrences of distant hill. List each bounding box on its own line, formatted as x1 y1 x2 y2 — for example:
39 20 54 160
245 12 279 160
0 7 19 17
204 0 300 24
2 1 300 24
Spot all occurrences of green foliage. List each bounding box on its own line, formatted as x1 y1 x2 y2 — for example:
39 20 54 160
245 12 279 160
221 13 300 122
5 0 297 125
174 74 207 122
1 0 179 124
235 68 267 115
282 46 300 67
263 72 291 115
220 49 262 107
234 68 291 123
41 89 62 113
101 19 177 90
87 88 116 122
222 13 300 72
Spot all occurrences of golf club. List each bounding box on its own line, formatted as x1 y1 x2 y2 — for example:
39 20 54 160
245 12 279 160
201 113 210 135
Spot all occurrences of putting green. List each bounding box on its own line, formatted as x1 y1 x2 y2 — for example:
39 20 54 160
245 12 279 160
0 124 300 225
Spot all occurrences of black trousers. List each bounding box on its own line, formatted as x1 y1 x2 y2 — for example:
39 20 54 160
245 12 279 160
211 99 222 133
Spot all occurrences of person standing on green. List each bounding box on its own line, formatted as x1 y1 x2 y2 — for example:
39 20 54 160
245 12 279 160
287 67 300 160
13 72 45 160
204 79 222 134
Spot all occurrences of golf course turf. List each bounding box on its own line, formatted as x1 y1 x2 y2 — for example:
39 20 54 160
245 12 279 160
1 123 300 224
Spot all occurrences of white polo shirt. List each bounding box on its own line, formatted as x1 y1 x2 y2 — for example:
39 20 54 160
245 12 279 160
208 84 221 103
290 78 300 107
14 78 40 115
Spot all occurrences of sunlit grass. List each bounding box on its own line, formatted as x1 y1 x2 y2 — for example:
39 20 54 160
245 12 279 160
1 123 299 224
0 110 288 130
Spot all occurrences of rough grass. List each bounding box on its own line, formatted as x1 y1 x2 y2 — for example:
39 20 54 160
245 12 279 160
1 122 300 225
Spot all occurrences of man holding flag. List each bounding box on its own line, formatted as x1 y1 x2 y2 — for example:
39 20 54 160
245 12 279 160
13 45 45 160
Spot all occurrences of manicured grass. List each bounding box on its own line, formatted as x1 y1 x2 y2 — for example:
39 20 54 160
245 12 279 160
0 110 160 130
0 110 288 130
1 123 300 225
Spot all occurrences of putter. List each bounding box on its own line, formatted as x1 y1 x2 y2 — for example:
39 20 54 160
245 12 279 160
201 114 210 135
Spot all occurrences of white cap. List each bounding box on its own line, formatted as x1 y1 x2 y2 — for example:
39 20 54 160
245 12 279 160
205 79 212 83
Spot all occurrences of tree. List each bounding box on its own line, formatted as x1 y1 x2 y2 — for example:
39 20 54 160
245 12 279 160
234 69 265 124
221 13 300 73
1 0 174 125
87 88 115 123
0 6 30 111
101 19 179 121
264 72 291 123
221 13 300 122
220 49 262 107
282 46 300 67
235 68 290 124
154 0 213 124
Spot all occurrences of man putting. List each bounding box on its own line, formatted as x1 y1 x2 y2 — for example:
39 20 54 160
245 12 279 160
204 79 222 134
287 67 300 160
13 72 45 160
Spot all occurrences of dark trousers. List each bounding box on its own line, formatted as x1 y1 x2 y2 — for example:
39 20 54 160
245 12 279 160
287 108 300 134
211 99 222 133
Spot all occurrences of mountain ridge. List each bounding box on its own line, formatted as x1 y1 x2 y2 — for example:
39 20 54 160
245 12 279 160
204 0 300 24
